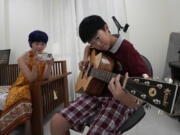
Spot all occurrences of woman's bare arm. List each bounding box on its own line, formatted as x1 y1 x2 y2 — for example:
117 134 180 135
18 52 39 82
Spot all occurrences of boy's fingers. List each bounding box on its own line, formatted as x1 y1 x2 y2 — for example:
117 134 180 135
115 74 121 88
108 77 115 91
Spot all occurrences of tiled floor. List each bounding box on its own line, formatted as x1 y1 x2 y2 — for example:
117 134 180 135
123 106 180 135
44 106 180 135
11 106 180 135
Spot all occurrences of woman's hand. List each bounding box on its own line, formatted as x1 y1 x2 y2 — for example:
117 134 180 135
47 57 54 66
43 57 54 80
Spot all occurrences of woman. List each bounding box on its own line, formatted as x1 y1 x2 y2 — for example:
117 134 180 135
0 30 53 135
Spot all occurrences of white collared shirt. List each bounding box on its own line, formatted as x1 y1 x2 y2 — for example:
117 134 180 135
109 36 124 54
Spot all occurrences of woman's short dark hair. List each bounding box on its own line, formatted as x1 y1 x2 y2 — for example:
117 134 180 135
79 15 106 43
28 30 48 48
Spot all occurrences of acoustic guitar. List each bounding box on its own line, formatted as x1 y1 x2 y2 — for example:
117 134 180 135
75 49 180 114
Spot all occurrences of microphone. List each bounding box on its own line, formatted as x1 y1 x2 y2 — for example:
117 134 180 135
123 24 129 32
112 16 122 34
112 16 129 33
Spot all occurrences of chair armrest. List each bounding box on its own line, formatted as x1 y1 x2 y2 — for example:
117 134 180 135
40 72 71 107
41 72 71 85
30 72 71 135
40 72 71 108
30 72 71 112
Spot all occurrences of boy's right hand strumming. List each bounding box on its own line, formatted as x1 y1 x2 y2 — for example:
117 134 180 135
79 60 88 71
79 45 91 71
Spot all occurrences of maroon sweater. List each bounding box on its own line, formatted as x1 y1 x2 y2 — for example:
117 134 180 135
102 39 151 96
113 39 151 77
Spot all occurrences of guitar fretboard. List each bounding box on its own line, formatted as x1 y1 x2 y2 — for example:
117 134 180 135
91 68 125 84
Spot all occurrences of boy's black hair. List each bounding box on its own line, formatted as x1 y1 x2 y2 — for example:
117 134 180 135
28 30 48 48
79 15 106 43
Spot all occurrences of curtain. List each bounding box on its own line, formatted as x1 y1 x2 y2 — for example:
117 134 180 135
0 0 9 49
75 0 128 36
42 0 80 101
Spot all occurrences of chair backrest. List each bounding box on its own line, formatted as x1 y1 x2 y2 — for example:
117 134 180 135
0 64 19 86
120 55 153 134
163 32 180 79
0 61 67 86
112 33 153 76
141 55 153 76
120 106 145 134
0 49 11 64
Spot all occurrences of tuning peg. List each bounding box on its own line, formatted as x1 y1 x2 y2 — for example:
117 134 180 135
140 94 147 99
164 77 173 84
158 109 164 115
142 73 149 79
153 76 160 81
156 83 163 89
144 103 151 110
153 99 161 105
135 97 140 105
130 90 136 95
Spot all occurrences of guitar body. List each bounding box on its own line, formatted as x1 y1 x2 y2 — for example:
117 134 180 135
75 50 180 114
75 49 115 96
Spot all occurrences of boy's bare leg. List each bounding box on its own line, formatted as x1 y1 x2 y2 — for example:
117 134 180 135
50 113 71 135
24 120 32 135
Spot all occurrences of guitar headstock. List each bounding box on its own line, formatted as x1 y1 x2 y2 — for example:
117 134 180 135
125 77 179 114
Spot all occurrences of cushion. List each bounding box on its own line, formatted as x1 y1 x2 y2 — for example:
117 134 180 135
0 86 10 110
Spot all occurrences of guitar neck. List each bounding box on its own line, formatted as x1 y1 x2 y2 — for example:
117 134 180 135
91 68 139 93
90 68 179 114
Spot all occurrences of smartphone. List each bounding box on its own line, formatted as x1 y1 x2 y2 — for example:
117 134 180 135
38 53 52 61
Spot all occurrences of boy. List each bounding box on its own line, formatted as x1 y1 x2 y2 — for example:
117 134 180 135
51 15 151 135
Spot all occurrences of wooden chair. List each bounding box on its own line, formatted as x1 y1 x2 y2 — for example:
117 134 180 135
0 49 10 64
0 61 71 135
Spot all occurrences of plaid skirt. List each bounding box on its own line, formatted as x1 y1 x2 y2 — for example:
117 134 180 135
59 94 135 135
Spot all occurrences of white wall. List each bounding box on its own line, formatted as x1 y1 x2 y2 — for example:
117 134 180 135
167 0 180 32
8 0 45 63
0 0 8 49
125 0 171 78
